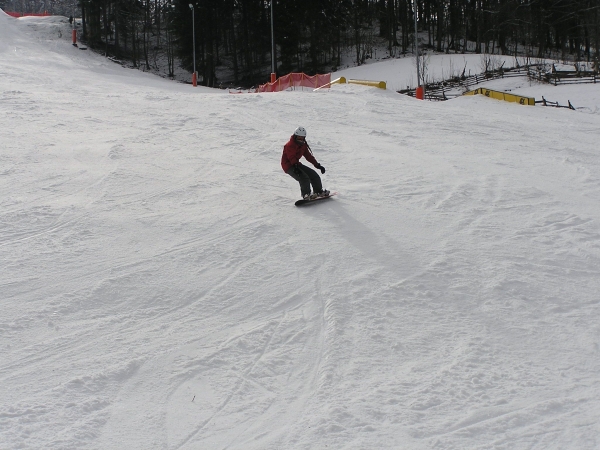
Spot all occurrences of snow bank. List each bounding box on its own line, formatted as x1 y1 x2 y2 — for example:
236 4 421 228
2 14 600 450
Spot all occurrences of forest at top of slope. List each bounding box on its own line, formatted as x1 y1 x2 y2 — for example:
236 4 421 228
3 0 599 88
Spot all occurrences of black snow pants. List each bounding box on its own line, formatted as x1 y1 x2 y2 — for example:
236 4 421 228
286 163 323 197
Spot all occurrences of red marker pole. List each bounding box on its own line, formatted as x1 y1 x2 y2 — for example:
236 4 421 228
72 29 77 46
192 72 197 87
416 86 424 100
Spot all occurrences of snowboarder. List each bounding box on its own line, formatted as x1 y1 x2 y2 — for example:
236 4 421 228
281 126 330 200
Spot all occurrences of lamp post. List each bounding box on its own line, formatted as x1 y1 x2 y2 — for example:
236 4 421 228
189 3 197 87
270 0 276 83
414 0 423 99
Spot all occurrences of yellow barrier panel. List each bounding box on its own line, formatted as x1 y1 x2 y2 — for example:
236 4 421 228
465 87 535 106
347 79 387 89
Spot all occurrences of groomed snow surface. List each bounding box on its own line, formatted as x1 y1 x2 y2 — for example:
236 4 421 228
2 12 600 450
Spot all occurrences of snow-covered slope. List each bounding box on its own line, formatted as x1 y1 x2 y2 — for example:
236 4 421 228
2 12 600 450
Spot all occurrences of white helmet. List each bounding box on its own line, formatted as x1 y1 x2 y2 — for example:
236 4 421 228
294 126 307 137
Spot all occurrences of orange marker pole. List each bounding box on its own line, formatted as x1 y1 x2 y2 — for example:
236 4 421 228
416 86 424 100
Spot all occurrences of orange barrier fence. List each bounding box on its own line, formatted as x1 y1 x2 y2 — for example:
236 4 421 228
257 73 331 93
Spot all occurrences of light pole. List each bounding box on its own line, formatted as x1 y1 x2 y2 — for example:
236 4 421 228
270 0 276 83
189 3 197 87
414 0 423 99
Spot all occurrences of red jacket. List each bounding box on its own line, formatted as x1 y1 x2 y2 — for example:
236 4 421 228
281 135 320 173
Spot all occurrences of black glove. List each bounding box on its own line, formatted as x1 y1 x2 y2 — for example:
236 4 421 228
317 164 326 174
293 164 301 175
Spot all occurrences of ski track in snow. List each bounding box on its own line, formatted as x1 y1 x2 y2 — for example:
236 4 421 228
2 11 600 450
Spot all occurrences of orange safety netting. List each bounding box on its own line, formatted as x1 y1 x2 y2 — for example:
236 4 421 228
256 73 331 93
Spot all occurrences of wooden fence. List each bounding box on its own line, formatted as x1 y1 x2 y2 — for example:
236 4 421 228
526 66 597 86
536 96 576 110
400 63 598 101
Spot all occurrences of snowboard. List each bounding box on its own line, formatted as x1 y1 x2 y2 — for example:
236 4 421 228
295 192 337 207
